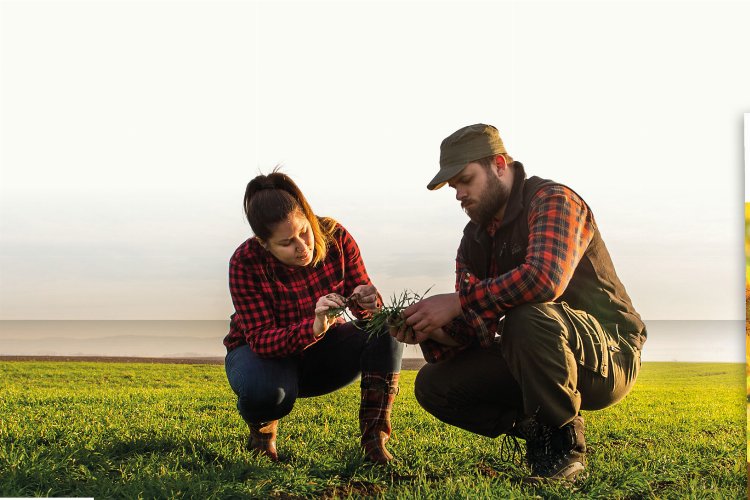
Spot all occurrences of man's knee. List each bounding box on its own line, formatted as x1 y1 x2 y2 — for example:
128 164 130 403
502 302 565 349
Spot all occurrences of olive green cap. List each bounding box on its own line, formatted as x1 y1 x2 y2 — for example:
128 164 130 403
427 123 507 190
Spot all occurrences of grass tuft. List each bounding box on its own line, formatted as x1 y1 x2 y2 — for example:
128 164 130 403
359 287 433 340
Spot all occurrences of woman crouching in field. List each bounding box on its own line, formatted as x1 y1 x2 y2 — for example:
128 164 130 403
223 170 403 464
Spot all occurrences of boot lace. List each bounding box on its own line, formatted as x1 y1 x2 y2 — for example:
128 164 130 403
499 433 524 463
524 419 554 475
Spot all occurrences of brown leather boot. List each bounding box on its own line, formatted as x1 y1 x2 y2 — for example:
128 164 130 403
359 372 399 464
246 420 279 462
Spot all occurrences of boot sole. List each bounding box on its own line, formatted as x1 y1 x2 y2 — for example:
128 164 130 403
551 461 585 481
525 461 585 483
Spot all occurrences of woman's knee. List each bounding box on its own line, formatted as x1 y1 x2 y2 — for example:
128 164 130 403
238 385 297 421
362 331 404 372
224 345 299 421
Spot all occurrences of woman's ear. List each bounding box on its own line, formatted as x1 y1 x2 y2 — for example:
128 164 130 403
257 237 267 249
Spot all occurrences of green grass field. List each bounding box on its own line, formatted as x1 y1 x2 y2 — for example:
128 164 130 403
0 361 745 499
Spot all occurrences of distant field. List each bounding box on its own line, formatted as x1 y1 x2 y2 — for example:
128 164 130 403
0 361 744 498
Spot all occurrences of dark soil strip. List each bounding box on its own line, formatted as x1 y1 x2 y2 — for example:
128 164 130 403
0 355 427 370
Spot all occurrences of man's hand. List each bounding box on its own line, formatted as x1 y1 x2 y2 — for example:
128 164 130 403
402 292 462 332
387 324 461 347
388 323 430 345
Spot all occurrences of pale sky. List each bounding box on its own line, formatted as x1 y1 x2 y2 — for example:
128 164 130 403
1 1 748 322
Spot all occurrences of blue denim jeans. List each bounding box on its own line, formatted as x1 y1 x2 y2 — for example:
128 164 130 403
225 322 403 424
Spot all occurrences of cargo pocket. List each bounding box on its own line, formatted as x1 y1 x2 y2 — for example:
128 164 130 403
560 303 611 378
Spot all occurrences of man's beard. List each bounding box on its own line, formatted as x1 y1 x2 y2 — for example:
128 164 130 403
464 174 510 227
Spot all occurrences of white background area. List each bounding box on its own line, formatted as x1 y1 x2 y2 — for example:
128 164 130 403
1 2 749 349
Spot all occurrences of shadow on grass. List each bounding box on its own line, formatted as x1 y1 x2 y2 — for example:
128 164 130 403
1 436 272 497
318 480 385 499
0 434 678 499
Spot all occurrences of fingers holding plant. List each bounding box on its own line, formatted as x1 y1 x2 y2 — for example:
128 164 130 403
388 321 429 345
313 293 346 337
352 284 380 313
315 286 437 344
362 287 433 342
402 292 461 333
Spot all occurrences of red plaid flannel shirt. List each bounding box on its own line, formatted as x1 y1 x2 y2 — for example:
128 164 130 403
223 221 377 358
420 185 595 363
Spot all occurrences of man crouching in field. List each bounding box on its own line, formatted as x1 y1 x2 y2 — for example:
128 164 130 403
390 124 647 481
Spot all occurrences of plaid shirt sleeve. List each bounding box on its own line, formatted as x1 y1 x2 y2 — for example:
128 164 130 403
460 185 595 347
338 225 382 319
420 185 594 362
418 316 475 364
228 251 320 359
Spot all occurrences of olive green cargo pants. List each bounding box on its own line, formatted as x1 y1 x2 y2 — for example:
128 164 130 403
414 302 643 436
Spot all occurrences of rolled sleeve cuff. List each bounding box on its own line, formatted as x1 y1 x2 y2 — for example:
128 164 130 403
304 318 326 342
442 317 473 345
458 270 495 347
419 339 468 364
419 317 479 363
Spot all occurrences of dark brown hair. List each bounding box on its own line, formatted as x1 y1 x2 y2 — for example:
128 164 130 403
243 168 336 266
476 153 515 170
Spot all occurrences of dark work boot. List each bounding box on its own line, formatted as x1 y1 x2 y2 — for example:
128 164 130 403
517 415 586 481
359 372 400 464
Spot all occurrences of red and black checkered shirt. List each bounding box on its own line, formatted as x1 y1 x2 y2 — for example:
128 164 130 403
223 221 376 358
420 185 595 363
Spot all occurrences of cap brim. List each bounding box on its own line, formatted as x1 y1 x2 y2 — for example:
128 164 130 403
426 163 467 191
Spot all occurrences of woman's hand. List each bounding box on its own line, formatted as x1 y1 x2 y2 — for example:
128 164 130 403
313 293 346 337
351 284 380 313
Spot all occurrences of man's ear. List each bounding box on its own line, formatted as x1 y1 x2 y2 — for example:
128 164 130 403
257 238 268 249
494 154 507 171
